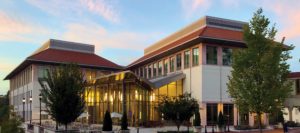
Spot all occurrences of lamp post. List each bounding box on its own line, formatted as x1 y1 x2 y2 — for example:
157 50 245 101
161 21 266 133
22 98 26 122
29 96 32 124
39 94 42 126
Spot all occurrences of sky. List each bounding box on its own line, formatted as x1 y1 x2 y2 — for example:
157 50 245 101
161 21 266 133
0 0 300 95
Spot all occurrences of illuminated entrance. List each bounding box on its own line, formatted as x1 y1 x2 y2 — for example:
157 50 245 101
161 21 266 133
85 71 184 125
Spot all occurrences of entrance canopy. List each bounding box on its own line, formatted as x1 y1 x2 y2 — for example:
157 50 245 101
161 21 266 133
94 71 185 89
149 71 185 88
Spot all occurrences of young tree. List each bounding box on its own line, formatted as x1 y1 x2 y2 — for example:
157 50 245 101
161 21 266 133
227 8 293 133
0 91 24 133
156 93 199 132
102 110 113 131
39 64 86 131
217 111 225 131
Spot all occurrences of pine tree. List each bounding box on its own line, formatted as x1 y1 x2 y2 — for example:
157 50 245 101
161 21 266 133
102 110 113 131
121 111 128 130
227 8 293 133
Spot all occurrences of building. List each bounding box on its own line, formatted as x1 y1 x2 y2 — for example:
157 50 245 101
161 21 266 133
4 16 299 127
284 72 300 123
4 39 122 122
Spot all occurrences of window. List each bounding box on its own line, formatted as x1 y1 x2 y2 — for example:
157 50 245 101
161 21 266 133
296 79 300 94
144 67 147 78
153 63 157 77
206 46 218 65
139 67 143 77
184 50 190 68
192 48 199 66
164 59 168 75
222 48 233 66
158 61 163 76
169 56 175 72
176 54 182 70
148 65 152 78
223 104 234 125
206 103 218 125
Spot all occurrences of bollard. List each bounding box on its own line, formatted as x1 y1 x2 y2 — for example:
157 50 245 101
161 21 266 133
205 125 207 133
212 125 214 133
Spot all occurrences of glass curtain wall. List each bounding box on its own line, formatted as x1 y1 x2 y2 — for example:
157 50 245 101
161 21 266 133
85 72 183 124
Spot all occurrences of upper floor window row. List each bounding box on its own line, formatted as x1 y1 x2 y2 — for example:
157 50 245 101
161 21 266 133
206 46 233 66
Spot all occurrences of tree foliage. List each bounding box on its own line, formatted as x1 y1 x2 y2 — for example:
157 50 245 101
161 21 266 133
0 91 24 133
227 8 293 133
156 93 199 132
193 110 201 127
39 64 86 130
102 110 113 131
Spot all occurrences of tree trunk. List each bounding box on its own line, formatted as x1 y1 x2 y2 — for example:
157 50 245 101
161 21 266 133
258 113 262 133
65 124 68 132
56 122 58 130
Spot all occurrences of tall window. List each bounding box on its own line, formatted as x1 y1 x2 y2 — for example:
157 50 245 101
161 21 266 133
206 103 218 125
139 67 143 77
144 67 147 78
148 65 152 78
296 79 300 94
222 48 232 66
164 59 168 75
184 50 190 68
223 104 234 125
192 48 199 66
153 63 157 77
158 61 163 76
176 54 182 70
206 46 218 65
169 56 175 72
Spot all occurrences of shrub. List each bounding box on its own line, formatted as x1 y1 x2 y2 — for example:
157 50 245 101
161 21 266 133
102 110 112 131
193 110 201 127
285 121 300 127
121 111 128 130
217 111 225 128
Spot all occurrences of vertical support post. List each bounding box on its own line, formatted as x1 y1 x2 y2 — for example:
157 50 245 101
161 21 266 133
39 94 42 126
29 96 32 124
22 98 25 122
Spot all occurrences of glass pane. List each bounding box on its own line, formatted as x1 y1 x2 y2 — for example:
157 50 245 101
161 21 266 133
148 65 152 78
184 50 190 68
222 48 232 66
168 82 177 97
158 61 163 76
192 48 199 66
164 59 168 75
207 103 218 125
206 46 218 65
176 54 182 70
169 57 175 72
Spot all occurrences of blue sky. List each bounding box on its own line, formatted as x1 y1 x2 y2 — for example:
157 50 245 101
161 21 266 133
0 0 299 94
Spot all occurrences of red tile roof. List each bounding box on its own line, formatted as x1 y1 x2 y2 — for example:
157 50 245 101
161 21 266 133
288 72 300 78
28 49 120 69
127 26 244 68
5 49 122 80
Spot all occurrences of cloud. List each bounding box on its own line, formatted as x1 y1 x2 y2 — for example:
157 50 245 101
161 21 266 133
181 0 211 18
0 11 50 43
80 0 120 23
62 22 161 52
261 0 300 40
26 0 120 23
